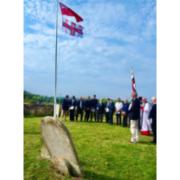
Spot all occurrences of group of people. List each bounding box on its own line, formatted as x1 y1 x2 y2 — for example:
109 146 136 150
60 93 156 144
60 95 130 127
128 92 156 144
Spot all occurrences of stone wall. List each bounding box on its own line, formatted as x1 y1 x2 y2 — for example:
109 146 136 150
24 104 54 116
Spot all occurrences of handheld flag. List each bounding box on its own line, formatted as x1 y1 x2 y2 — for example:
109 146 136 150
131 72 137 95
59 2 84 37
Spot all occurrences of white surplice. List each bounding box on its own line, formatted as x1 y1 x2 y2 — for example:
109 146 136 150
141 102 151 135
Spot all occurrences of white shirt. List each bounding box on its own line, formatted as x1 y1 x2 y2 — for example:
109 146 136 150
115 102 123 111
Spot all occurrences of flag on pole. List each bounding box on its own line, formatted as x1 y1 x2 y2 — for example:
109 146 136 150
59 2 84 37
131 72 137 95
59 2 83 22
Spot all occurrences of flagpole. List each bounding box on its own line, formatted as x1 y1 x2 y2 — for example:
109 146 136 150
130 67 134 76
54 0 59 119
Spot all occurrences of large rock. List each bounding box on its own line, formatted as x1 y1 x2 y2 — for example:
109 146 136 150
41 117 82 177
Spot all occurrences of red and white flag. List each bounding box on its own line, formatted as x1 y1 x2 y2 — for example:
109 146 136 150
131 72 137 94
59 2 84 37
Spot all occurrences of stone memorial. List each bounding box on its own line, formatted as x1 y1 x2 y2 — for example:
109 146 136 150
41 116 82 177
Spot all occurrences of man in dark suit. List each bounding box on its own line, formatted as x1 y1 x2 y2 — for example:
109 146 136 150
105 99 109 123
122 99 129 127
149 97 156 144
61 95 70 121
105 98 115 125
84 96 91 122
69 96 77 121
75 96 84 122
96 99 105 122
90 95 98 122
129 92 140 143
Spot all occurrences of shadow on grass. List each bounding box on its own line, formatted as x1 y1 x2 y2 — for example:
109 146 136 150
24 131 40 135
83 170 118 180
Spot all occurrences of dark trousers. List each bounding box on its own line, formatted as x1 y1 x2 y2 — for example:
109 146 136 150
152 122 156 143
69 110 75 121
109 112 113 124
85 109 90 122
116 113 121 125
122 114 128 127
90 109 97 121
97 112 103 122
105 113 109 123
76 108 83 121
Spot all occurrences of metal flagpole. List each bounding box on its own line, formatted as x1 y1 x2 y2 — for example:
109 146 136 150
130 67 134 76
54 0 59 118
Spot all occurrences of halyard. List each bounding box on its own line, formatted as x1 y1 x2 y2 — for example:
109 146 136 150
24 117 156 180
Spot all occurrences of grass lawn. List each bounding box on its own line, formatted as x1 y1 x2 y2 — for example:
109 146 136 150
24 117 156 180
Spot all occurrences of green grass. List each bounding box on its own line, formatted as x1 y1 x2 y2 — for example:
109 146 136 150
24 117 156 180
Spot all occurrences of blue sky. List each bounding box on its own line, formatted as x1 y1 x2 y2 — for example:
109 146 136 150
24 0 156 99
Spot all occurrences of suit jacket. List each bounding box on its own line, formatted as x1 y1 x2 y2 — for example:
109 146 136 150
84 99 91 110
106 102 115 113
76 100 85 109
149 104 156 128
91 98 98 109
122 103 129 114
129 98 140 120
97 102 105 113
62 98 71 110
70 98 77 107
70 99 77 111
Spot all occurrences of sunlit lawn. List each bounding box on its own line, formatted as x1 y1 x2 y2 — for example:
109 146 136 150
24 117 156 180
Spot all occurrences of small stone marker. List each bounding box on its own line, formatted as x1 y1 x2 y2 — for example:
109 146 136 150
41 116 82 177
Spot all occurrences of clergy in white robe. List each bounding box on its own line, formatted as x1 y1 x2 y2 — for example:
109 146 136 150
141 98 151 135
